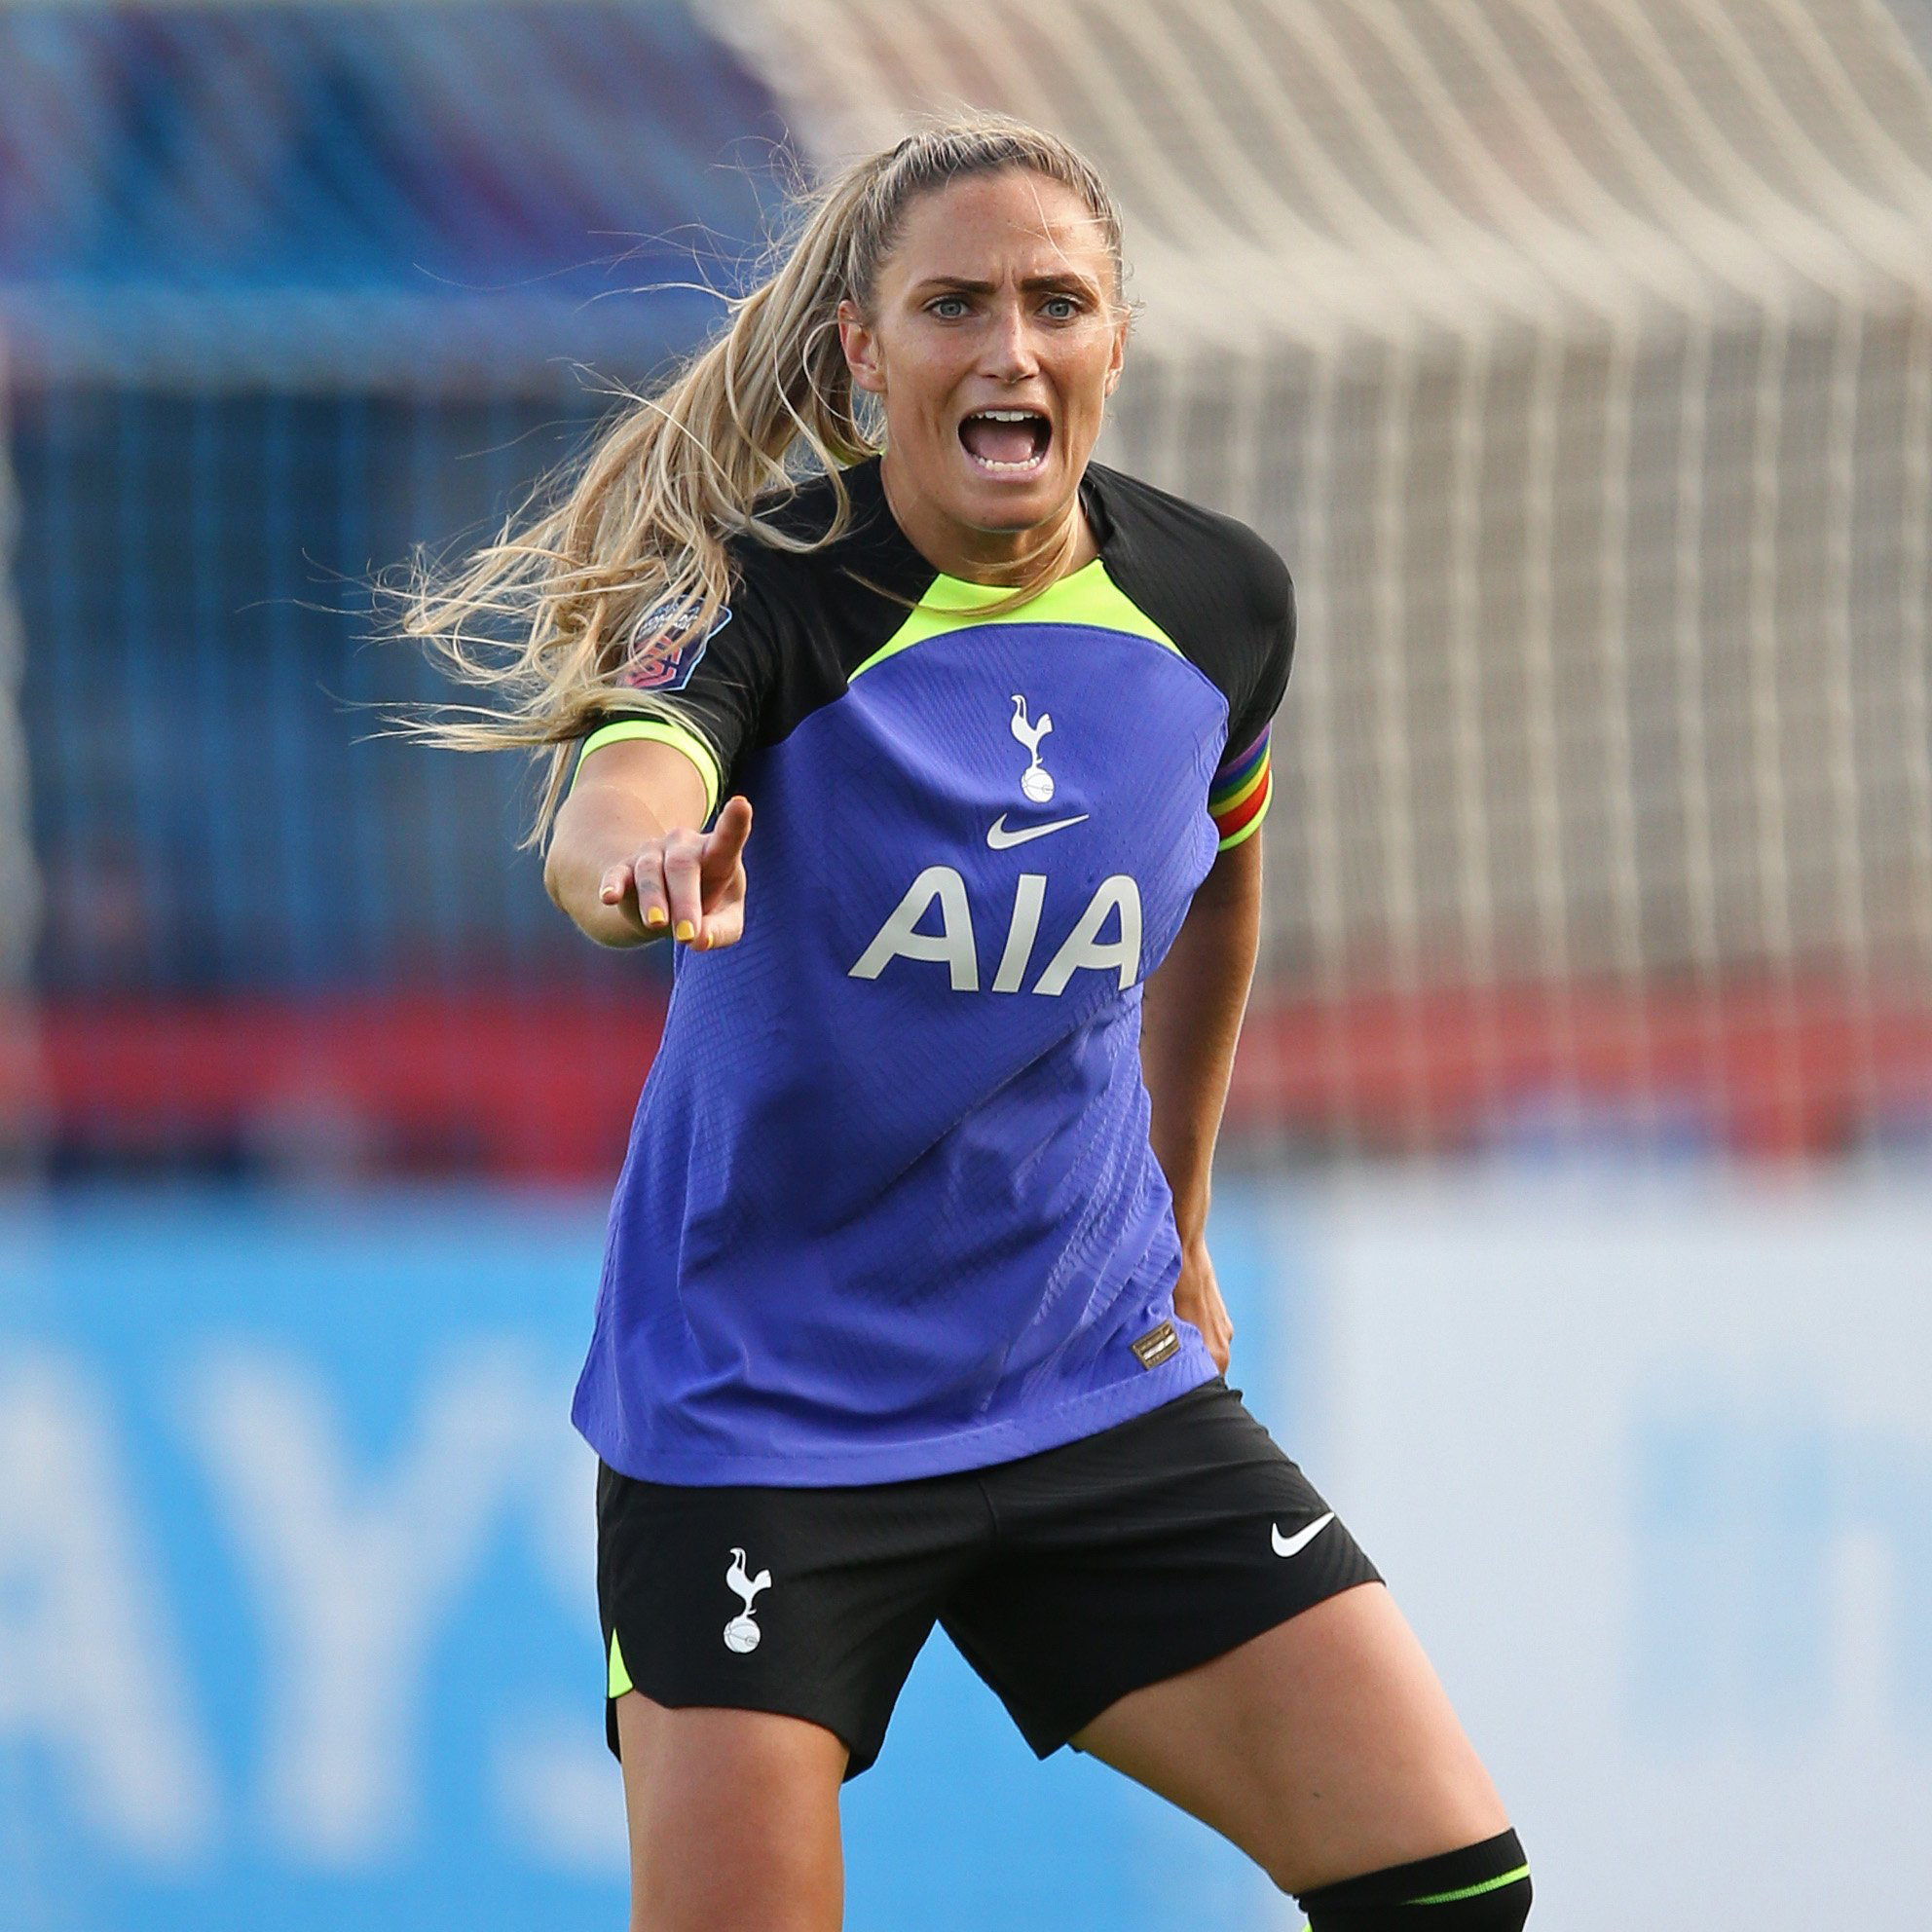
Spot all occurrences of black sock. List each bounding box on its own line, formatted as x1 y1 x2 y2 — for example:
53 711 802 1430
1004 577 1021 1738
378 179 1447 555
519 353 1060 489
1297 1829 1531 1928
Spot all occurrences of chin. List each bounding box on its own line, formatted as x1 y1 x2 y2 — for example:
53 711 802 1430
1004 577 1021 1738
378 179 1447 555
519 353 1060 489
953 456 1069 530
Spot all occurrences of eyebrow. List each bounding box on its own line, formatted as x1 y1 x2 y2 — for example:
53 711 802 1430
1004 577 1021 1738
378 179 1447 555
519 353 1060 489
910 274 1099 296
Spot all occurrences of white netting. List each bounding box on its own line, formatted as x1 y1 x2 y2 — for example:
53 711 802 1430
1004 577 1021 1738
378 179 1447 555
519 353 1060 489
712 0 1932 1157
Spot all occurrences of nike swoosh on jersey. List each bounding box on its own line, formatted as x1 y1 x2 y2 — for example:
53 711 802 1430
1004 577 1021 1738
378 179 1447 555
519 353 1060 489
986 812 1091 849
1270 1512 1335 1559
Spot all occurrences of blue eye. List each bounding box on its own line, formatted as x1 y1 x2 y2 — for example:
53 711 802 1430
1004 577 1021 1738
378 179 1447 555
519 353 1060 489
1043 296 1078 319
930 296 969 319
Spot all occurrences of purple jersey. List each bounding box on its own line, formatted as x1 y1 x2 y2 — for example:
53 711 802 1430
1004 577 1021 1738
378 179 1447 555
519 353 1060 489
570 460 1292 1483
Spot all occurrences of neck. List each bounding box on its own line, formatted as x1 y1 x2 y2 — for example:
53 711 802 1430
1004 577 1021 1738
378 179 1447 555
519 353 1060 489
877 455 1098 586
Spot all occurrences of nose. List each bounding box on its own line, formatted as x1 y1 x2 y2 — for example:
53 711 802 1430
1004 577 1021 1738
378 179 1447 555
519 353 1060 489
983 297 1040 384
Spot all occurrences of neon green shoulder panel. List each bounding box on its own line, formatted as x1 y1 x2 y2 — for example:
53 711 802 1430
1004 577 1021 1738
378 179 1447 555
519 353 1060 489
850 560 1179 679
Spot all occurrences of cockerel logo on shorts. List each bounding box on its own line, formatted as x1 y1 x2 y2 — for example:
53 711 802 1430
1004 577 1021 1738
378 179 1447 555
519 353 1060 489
724 1545 772 1653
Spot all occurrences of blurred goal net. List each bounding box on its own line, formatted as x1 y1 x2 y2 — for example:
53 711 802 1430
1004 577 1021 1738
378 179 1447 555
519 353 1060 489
6 0 1932 1175
712 0 1932 1162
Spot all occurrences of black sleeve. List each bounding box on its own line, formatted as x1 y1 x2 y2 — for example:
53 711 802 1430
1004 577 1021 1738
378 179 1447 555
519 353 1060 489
578 564 788 815
1083 464 1296 776
1218 545 1296 774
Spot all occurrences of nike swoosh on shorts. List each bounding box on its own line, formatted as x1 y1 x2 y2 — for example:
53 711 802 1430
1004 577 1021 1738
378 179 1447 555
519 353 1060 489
1270 1512 1335 1558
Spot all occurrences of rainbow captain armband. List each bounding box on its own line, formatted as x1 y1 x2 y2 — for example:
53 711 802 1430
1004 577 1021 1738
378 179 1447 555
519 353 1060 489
1208 724 1272 849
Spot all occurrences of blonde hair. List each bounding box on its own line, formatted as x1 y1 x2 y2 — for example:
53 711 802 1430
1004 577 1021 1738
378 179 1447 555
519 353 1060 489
394 110 1128 844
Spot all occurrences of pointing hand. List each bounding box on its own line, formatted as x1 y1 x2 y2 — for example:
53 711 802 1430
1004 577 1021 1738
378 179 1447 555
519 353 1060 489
598 795 754 949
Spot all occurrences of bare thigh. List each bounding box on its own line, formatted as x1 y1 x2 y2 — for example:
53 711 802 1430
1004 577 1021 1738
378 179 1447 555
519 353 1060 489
614 1690 849 1932
1071 1582 1508 1897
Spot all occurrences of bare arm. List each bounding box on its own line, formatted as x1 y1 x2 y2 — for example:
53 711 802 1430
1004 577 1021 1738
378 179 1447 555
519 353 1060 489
544 737 753 950
1138 829 1265 1367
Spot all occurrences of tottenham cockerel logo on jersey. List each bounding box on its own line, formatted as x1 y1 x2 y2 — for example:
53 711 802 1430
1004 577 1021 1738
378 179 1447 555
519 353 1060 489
1010 692 1055 801
990 692 1089 848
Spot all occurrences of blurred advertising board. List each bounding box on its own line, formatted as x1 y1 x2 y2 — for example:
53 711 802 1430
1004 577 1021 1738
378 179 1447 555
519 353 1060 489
2 1179 1927 1929
1299 1175 1932 1932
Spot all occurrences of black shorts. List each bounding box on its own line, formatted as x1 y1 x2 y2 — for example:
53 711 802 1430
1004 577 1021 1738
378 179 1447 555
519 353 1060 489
595 1378 1380 1778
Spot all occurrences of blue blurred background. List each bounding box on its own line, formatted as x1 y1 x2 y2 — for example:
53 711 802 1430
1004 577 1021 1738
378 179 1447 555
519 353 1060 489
4 3 1932 1926
0 1191 1298 1931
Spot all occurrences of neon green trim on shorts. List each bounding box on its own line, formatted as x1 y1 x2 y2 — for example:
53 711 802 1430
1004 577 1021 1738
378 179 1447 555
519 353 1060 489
1409 1863 1531 1906
608 1628 634 1699
574 718 722 822
850 560 1179 678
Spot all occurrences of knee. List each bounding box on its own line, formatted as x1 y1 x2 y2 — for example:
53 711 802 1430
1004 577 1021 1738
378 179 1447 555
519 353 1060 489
1294 1829 1531 1929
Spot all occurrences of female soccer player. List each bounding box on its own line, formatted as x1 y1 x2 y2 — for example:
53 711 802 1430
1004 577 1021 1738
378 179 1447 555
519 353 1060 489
408 114 1529 1932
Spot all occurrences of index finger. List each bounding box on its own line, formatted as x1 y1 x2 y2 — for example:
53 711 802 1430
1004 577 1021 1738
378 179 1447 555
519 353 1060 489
700 795 754 877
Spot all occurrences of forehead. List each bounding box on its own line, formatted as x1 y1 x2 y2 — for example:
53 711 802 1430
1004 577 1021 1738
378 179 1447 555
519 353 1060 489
882 168 1114 284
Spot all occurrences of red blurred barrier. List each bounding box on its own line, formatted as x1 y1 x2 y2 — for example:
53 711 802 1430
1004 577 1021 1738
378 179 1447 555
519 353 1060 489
1225 978 1932 1161
5 993 668 1182
5 979 1930 1179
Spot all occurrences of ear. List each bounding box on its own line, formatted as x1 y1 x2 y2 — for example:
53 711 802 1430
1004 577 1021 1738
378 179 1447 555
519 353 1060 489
1102 309 1128 397
837 297 886 397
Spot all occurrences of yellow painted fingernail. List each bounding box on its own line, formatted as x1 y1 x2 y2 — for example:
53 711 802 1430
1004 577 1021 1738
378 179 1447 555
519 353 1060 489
675 918 695 942
645 906 667 927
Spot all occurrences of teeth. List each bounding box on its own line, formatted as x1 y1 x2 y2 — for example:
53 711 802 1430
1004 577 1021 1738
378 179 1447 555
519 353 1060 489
962 406 1049 471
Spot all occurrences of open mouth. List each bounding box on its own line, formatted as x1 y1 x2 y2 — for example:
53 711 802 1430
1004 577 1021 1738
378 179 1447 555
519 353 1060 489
958 408 1052 474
